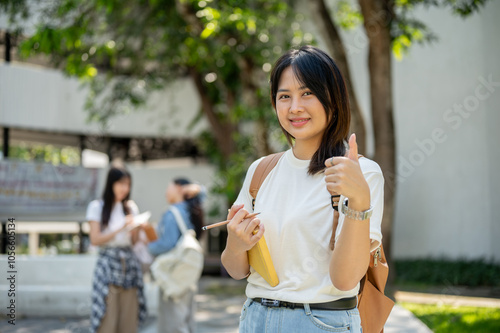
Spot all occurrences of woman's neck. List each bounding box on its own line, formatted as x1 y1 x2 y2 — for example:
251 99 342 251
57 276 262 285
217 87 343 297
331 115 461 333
170 198 183 204
292 141 319 160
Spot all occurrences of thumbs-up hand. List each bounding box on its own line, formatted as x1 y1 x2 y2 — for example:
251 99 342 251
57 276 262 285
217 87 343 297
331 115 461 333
346 132 359 161
324 134 371 211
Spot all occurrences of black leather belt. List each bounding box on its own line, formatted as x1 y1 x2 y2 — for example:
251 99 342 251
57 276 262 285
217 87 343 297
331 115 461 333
253 296 357 310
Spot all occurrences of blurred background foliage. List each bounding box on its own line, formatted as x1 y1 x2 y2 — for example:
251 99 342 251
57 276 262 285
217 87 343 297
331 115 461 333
2 0 313 209
0 144 81 166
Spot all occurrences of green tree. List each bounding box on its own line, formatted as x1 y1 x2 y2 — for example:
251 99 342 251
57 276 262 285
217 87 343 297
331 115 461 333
0 143 80 166
1 0 312 207
310 0 488 258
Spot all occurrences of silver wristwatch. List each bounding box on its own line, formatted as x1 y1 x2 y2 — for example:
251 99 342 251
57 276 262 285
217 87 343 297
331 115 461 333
341 198 373 221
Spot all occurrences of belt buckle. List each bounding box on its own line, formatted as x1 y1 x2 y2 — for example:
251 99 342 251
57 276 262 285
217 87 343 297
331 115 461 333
261 298 280 307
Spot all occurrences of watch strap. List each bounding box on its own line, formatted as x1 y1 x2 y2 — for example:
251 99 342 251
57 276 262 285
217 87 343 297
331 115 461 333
341 198 373 220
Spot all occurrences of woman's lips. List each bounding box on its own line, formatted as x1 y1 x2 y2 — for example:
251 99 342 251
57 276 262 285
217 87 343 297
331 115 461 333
290 118 310 127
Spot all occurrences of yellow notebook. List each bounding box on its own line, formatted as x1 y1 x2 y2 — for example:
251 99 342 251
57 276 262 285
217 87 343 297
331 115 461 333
247 235 279 287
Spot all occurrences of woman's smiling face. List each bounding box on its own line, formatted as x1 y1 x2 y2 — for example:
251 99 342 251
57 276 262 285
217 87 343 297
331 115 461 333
275 66 328 151
112 176 131 202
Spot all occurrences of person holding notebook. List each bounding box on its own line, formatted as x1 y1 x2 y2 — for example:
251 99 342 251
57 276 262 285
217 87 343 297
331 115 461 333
87 165 147 333
221 45 384 332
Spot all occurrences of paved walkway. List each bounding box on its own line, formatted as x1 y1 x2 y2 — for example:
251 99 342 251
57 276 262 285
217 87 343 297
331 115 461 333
0 277 456 333
395 290 500 308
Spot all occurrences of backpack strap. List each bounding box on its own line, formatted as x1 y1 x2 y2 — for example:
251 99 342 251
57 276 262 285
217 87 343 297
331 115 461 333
249 152 285 211
170 206 188 235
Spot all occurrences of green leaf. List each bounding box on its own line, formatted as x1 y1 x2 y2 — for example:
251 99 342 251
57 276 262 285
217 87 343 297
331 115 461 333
201 21 218 39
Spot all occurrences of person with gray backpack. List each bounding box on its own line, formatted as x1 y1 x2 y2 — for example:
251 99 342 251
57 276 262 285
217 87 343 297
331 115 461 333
144 178 205 333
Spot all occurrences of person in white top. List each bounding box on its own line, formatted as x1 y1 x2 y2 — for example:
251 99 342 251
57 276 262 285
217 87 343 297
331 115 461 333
86 165 147 333
221 45 384 333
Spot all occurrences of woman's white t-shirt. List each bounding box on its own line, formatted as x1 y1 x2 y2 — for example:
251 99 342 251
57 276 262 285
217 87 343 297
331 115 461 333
234 149 384 303
86 199 139 247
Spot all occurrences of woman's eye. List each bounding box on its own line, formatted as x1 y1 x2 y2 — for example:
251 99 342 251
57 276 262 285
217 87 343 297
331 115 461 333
278 94 289 100
303 91 312 96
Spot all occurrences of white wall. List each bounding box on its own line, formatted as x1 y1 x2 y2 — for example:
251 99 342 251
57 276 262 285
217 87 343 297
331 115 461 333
0 255 159 317
391 4 500 261
328 2 500 261
0 63 207 138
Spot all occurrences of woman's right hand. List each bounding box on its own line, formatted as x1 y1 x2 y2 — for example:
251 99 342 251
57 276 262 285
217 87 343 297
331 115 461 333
225 204 265 255
119 214 135 232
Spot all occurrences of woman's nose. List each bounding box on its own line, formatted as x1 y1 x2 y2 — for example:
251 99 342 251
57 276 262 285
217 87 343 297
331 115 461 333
289 97 303 113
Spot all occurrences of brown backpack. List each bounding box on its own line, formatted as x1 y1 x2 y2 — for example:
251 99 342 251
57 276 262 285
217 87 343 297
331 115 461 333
249 152 394 333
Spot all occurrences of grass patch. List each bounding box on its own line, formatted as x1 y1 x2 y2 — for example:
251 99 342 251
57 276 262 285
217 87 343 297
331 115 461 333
401 302 500 333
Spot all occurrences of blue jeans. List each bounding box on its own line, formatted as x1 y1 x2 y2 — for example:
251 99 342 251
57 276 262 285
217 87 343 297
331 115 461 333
239 298 362 333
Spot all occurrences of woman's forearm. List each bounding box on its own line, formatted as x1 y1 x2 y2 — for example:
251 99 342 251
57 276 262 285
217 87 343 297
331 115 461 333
89 221 123 246
329 199 371 291
90 230 119 246
221 248 251 280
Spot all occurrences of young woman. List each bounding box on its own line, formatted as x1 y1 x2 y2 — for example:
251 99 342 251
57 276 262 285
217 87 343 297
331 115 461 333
221 45 384 332
146 178 204 333
86 166 147 333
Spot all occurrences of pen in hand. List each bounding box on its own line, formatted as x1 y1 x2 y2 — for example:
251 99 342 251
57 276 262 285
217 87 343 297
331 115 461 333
202 212 261 231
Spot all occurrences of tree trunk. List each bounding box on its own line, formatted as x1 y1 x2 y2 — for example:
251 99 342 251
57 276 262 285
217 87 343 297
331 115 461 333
189 68 237 162
177 0 237 162
310 0 367 155
358 0 396 261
